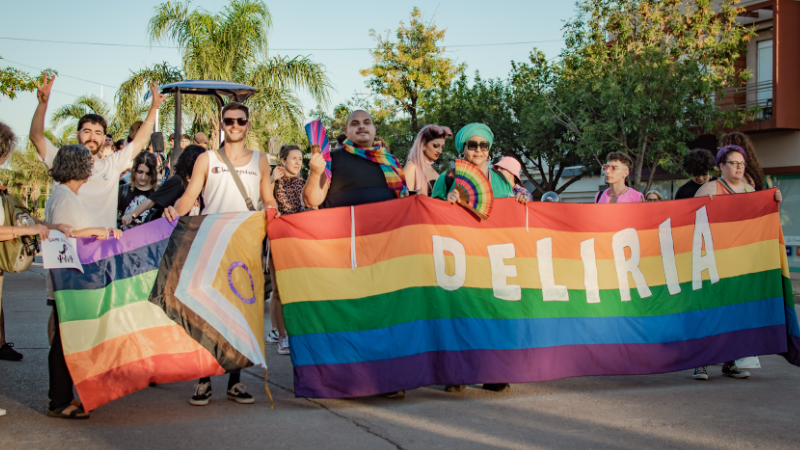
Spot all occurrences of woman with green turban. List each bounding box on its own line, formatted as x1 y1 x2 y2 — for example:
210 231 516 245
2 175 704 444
432 123 526 395
431 123 528 206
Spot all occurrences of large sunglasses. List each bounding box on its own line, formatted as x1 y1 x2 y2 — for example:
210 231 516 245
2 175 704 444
466 140 489 152
222 117 248 127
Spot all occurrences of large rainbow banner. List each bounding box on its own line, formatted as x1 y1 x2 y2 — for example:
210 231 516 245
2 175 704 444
50 213 267 411
268 190 800 398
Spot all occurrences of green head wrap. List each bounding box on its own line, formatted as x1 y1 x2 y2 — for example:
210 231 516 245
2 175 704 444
455 123 494 155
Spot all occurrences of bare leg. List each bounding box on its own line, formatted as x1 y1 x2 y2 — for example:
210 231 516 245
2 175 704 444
269 257 287 337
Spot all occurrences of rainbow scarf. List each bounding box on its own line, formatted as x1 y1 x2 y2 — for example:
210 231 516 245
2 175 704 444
343 140 408 197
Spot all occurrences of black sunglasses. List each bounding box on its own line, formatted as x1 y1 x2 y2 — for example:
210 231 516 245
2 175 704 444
222 117 248 126
466 140 489 151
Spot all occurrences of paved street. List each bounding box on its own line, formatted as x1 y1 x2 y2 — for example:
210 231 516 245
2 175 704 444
2 264 800 450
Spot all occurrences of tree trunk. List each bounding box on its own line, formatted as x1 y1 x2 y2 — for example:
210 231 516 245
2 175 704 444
644 156 658 195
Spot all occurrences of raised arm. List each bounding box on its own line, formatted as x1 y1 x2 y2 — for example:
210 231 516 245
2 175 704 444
164 152 209 220
303 153 330 208
126 83 167 159
29 74 55 159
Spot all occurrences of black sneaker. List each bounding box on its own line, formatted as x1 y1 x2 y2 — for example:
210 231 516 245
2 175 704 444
0 343 23 361
692 366 709 380
722 363 750 379
190 382 212 406
384 391 405 399
227 383 254 404
483 383 511 392
444 384 465 393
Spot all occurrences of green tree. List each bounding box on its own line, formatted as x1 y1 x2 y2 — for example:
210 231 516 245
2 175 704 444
550 0 756 191
0 144 52 218
360 7 464 132
0 57 52 101
508 50 594 195
116 0 332 149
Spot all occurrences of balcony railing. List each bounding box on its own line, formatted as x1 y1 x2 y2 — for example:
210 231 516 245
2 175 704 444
718 80 773 120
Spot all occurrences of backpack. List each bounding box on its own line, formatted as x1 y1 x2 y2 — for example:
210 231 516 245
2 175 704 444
0 190 40 273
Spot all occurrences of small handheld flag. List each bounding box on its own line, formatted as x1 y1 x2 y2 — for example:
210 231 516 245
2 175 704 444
304 120 332 181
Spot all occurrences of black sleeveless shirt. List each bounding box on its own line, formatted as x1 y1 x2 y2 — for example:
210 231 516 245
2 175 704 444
322 149 397 209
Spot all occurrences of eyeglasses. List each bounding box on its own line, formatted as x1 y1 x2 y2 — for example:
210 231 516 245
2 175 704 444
466 140 489 152
724 161 745 168
222 117 248 127
180 139 190 143
602 164 625 173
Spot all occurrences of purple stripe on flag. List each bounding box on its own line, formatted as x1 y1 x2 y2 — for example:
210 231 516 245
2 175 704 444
77 218 177 264
293 325 786 398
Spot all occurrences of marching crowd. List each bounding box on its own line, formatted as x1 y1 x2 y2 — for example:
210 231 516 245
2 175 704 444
0 74 783 419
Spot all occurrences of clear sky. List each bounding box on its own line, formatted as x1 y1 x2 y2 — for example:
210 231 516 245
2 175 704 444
0 0 578 140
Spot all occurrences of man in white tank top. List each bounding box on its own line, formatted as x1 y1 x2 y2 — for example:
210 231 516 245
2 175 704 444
164 102 276 406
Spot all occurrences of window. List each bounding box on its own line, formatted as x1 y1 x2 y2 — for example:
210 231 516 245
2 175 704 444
757 40 773 106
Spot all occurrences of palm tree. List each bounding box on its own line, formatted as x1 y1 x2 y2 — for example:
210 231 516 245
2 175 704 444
1 143 53 217
44 126 77 148
116 0 332 149
51 95 126 139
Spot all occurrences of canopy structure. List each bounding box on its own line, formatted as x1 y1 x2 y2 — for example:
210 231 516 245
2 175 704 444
145 80 258 167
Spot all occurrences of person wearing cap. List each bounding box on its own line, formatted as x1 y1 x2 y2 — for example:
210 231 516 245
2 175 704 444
494 156 532 201
431 123 527 206
193 132 209 149
431 123 526 395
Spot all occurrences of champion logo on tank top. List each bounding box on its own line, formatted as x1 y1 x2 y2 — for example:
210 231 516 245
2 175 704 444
202 150 262 214
211 166 259 176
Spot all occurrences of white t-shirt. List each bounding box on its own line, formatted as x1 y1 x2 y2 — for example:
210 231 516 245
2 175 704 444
44 184 95 231
41 140 135 228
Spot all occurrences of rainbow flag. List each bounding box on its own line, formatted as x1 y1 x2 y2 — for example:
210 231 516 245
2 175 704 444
268 190 800 398
50 213 267 411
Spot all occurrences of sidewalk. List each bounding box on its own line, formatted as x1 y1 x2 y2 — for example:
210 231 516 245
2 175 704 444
4 263 800 449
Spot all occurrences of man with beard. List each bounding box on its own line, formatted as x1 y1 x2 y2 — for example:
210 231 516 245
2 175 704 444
163 102 276 406
30 74 166 229
303 110 408 209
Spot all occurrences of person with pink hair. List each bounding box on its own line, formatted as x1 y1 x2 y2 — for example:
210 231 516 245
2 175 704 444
404 125 453 196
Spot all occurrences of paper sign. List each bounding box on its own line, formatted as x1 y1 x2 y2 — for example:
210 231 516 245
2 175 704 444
42 230 83 273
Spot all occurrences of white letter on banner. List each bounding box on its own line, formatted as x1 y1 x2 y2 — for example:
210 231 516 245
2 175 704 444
692 206 720 290
580 238 600 303
487 243 522 301
659 218 682 295
537 237 569 301
612 228 652 301
432 235 467 291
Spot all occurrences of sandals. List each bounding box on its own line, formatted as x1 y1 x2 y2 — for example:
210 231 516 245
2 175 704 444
48 403 89 419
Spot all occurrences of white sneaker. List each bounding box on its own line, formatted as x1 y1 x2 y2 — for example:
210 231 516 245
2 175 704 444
278 336 290 355
0 407 6 416
266 328 279 344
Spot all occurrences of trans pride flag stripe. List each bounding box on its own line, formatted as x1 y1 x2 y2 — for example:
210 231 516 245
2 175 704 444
51 213 267 411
